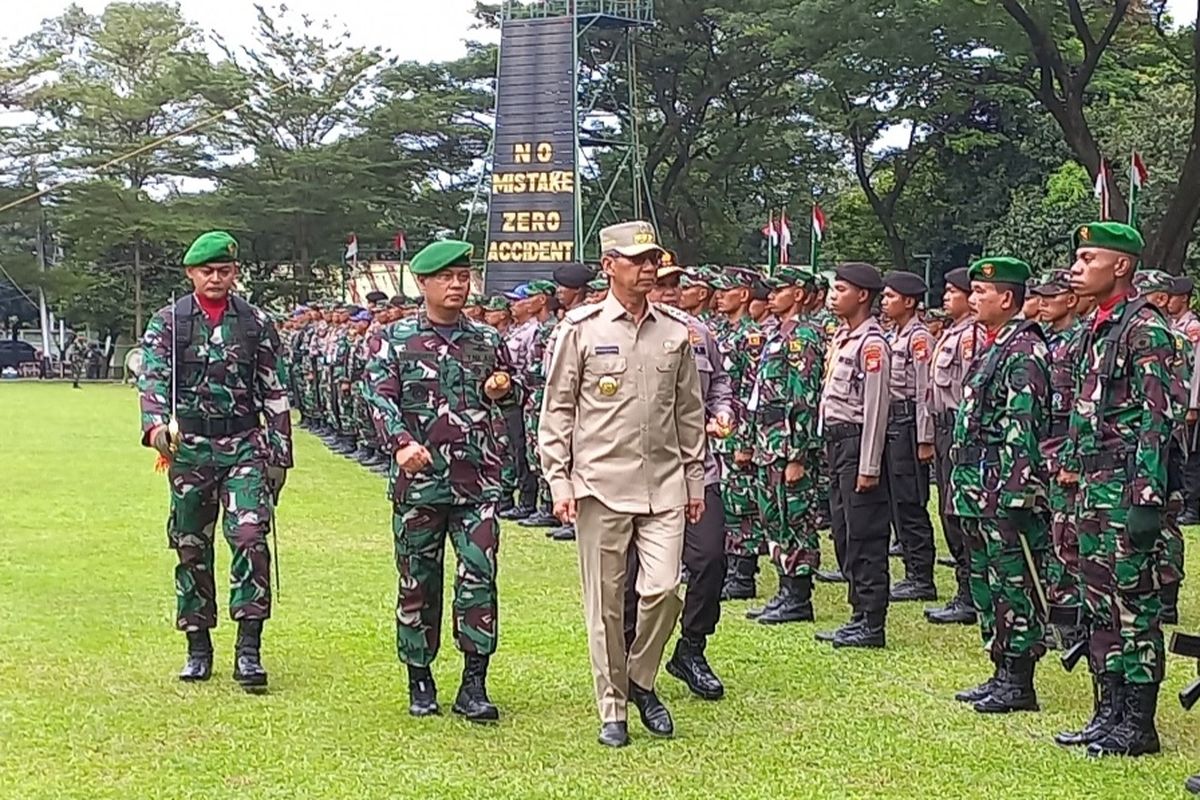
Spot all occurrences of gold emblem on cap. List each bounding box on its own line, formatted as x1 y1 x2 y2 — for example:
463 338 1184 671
1079 226 1091 241
227 242 236 255
634 232 654 244
981 263 995 278
598 376 619 397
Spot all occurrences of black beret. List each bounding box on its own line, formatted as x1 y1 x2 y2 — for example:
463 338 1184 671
365 291 388 304
552 262 595 289
944 267 971 293
835 262 884 292
1171 277 1194 296
751 279 772 302
883 271 927 297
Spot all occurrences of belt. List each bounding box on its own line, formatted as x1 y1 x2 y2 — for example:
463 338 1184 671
825 422 861 442
934 410 956 429
890 400 916 417
950 444 1000 465
1081 451 1130 472
177 413 261 437
758 406 787 424
1049 419 1070 438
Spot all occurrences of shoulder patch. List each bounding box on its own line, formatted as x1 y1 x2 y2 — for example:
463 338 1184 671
961 332 975 361
864 342 883 373
747 332 762 347
1186 320 1200 344
565 303 604 324
913 335 930 362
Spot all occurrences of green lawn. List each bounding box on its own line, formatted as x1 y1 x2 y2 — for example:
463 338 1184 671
1 382 1199 799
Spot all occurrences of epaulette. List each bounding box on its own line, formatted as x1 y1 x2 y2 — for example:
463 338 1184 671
564 303 604 324
654 302 698 329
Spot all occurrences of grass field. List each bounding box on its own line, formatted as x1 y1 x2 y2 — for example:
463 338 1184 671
2 382 1200 799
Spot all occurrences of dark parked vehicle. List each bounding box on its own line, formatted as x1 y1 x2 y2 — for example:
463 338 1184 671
0 340 38 371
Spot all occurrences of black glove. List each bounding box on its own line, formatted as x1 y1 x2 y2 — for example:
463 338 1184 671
1126 505 1162 550
267 466 288 504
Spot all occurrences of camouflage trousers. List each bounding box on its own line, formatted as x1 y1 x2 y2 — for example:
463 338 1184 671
523 401 549 508
961 514 1047 661
1078 506 1165 684
721 454 765 557
352 384 376 447
1047 484 1081 608
167 457 272 631
756 458 820 578
393 503 499 667
1161 493 1185 587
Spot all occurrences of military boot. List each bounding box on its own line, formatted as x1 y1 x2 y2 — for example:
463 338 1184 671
408 665 440 717
499 504 535 521
890 576 937 602
832 612 885 648
452 653 500 722
232 620 268 693
974 654 1038 713
955 658 1001 703
757 575 815 625
665 636 724 700
1162 582 1181 626
1086 681 1161 757
924 591 976 625
179 630 213 682
745 574 789 620
816 613 865 643
814 568 846 583
1055 673 1121 746
550 524 576 541
1180 507 1200 526
1185 774 1200 795
518 508 558 528
720 555 758 601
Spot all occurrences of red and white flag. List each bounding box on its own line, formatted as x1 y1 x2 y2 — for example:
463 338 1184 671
345 233 359 261
779 208 792 264
1093 160 1111 221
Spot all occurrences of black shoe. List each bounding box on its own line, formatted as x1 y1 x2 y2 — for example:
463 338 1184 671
408 665 440 717
179 630 213 682
720 555 758 601
665 636 724 700
550 524 577 541
1056 673 1121 747
745 587 787 620
757 575 815 625
890 578 937 602
1162 582 1180 626
814 569 846 583
1186 774 1200 795
955 661 1001 703
937 556 957 568
370 461 391 475
816 614 865 643
1180 510 1200 526
232 620 268 693
350 445 374 461
452 654 500 723
598 721 629 748
832 616 885 649
1087 682 1161 757
499 504 535 521
888 541 903 558
518 511 558 528
974 655 1039 713
924 594 976 625
630 682 674 737
329 440 355 455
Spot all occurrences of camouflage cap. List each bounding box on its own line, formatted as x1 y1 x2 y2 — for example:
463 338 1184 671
1031 269 1072 297
523 279 556 297
1134 268 1175 295
465 293 485 307
482 295 511 312
587 275 609 291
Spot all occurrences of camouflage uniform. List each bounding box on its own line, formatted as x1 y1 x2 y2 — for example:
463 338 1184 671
948 318 1050 662
138 296 293 631
1042 318 1085 611
361 311 520 667
718 315 766 558
69 340 88 386
522 317 557 508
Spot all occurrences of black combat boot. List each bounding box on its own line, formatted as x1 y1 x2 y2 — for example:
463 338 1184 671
497 496 515 516
598 721 629 748
814 568 846 583
1162 582 1181 626
1086 681 1161 757
955 657 1002 703
629 682 674 737
499 504 535 521
1180 507 1200 526
974 654 1039 713
452 653 500 722
832 612 885 648
666 636 724 700
721 555 758 601
232 620 268 693
890 577 938 602
745 572 789 619
1186 774 1200 795
1056 673 1121 746
179 630 213 682
408 665 440 717
816 613 865 643
757 575 815 625
550 524 577 541
518 507 558 528
924 591 976 625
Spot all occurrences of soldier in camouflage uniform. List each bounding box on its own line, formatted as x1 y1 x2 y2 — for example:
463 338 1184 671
716 269 767 600
68 335 88 388
139 231 292 691
741 265 826 624
482 296 518 507
1168 278 1200 525
516 280 560 529
361 239 519 722
947 256 1050 714
1055 222 1175 757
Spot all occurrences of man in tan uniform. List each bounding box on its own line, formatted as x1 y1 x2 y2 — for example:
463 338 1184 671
539 221 707 748
925 267 981 625
816 262 893 648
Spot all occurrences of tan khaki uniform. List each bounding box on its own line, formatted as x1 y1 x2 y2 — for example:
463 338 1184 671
820 318 890 477
539 293 707 723
930 315 981 416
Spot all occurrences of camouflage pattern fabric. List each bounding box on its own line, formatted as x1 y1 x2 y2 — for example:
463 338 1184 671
393 503 499 667
962 515 1047 659
1043 320 1084 608
748 317 825 575
717 315 766 557
69 343 88 382
522 317 557 506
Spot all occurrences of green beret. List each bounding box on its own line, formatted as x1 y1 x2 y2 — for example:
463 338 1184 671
524 279 557 297
1134 269 1175 295
410 240 473 276
482 295 510 312
183 231 238 267
969 256 1031 285
1072 221 1144 257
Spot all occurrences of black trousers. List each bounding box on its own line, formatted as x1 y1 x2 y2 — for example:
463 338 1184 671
828 430 891 619
504 405 537 507
625 485 725 648
885 418 935 582
934 421 968 596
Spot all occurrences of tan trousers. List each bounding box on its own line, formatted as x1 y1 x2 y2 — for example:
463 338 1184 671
575 497 685 723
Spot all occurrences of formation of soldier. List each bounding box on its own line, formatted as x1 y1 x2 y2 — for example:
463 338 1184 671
141 222 1200 789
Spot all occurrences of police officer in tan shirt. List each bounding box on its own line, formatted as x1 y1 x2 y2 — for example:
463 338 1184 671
925 267 982 625
539 221 707 748
817 262 893 649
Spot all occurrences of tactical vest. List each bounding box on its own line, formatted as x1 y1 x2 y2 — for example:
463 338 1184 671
173 294 262 395
966 319 1046 433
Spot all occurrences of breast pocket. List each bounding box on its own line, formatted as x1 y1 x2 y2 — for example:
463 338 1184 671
401 377 440 410
933 348 955 387
655 353 681 399
583 356 628 402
